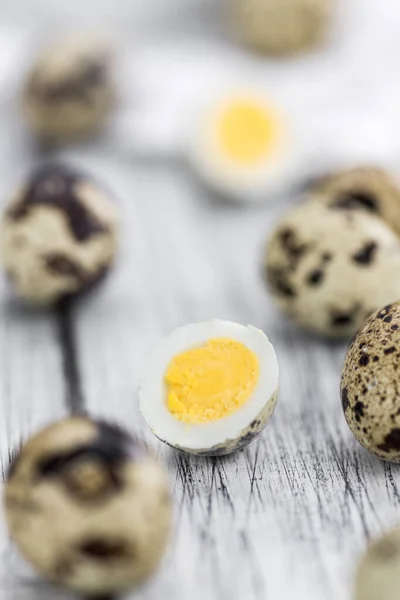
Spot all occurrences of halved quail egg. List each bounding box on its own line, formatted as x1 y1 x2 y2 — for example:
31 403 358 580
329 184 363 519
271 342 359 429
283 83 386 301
139 320 279 455
188 90 305 204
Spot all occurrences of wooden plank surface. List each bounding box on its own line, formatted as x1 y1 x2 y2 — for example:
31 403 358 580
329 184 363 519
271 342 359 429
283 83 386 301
0 148 397 600
2 2 400 599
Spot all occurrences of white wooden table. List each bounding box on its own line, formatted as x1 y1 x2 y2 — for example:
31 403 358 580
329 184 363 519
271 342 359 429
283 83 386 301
2 2 400 599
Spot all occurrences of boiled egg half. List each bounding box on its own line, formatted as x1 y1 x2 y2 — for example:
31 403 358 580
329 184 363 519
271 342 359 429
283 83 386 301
188 91 303 204
139 320 279 455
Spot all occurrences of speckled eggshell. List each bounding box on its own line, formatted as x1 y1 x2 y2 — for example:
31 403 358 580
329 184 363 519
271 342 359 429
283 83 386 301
341 301 400 462
1 163 118 305
22 35 114 142
230 0 333 56
162 388 279 457
4 417 172 596
355 526 400 600
310 167 400 237
265 201 400 338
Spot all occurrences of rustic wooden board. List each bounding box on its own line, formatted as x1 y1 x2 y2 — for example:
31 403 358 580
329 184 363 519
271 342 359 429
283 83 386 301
2 147 400 600
2 2 400 599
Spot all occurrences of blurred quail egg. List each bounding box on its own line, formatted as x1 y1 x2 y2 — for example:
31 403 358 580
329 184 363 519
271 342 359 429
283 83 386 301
265 201 400 338
355 525 400 600
310 166 400 236
188 91 304 204
1 163 118 305
139 320 279 455
342 300 400 462
22 33 114 143
230 0 333 56
4 417 171 595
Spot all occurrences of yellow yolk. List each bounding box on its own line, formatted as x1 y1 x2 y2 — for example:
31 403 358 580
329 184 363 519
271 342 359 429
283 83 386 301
217 99 279 164
165 338 260 424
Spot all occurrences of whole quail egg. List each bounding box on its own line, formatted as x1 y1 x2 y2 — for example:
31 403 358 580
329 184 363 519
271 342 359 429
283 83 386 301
310 167 400 236
139 320 279 455
265 201 400 338
341 300 400 462
4 417 172 596
1 163 118 305
22 34 114 143
230 0 333 56
355 525 400 600
188 90 305 204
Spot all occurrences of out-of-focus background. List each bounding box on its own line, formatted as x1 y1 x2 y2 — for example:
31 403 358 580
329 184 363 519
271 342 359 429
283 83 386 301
1 0 400 167
1 2 400 600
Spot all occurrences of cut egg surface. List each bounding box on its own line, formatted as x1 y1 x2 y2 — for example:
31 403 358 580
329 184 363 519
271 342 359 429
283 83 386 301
189 92 303 204
139 321 279 455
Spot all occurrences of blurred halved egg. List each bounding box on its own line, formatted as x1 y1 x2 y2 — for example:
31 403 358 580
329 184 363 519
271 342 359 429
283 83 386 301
188 91 303 204
139 320 279 455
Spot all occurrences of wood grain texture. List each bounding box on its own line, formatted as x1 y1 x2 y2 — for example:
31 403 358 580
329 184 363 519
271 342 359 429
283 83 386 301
0 280 67 597
23 148 396 600
2 150 400 600
2 2 400 599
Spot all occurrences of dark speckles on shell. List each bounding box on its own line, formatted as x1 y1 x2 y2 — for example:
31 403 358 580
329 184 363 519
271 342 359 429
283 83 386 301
352 242 378 265
359 353 370 367
377 305 392 320
341 386 350 412
354 401 365 420
384 346 396 355
278 228 309 266
306 268 324 286
330 190 379 213
332 313 353 326
378 429 400 453
7 164 108 242
30 421 141 502
267 266 297 298
79 538 131 561
342 300 400 461
28 59 107 106
45 253 86 282
331 307 359 327
37 420 137 476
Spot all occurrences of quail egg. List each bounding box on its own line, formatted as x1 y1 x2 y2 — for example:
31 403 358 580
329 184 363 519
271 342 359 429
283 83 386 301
230 0 333 56
341 300 400 462
310 167 400 236
22 33 114 143
139 320 279 455
355 525 400 600
265 201 400 338
188 91 305 204
4 417 172 596
1 162 118 305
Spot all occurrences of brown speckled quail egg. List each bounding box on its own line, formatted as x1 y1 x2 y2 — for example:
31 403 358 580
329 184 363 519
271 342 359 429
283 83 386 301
355 525 400 600
3 417 172 596
265 201 400 338
310 166 400 236
139 320 279 455
1 163 118 305
22 33 114 143
341 300 400 462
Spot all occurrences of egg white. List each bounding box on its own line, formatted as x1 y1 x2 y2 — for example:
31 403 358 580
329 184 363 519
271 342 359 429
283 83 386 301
187 91 306 205
138 320 279 455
